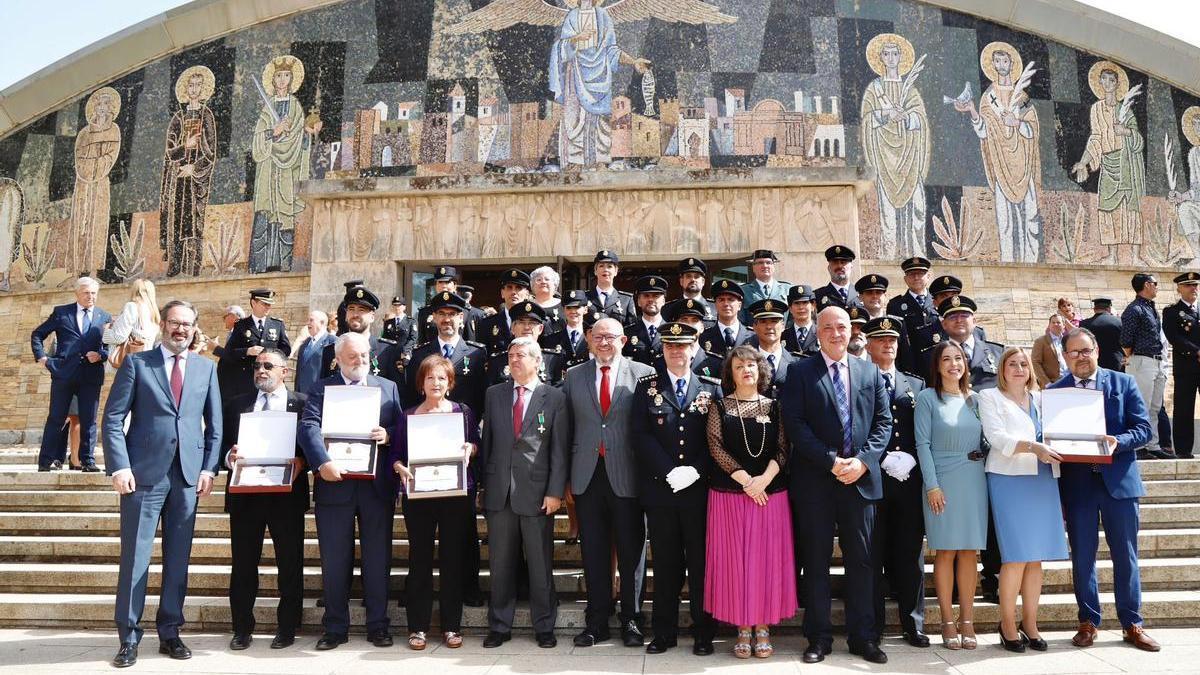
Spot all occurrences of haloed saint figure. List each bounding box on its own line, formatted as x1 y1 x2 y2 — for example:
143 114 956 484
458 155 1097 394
161 65 217 277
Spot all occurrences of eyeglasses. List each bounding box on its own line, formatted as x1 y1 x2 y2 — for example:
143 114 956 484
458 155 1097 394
165 320 195 330
1065 348 1096 358
252 362 283 371
591 334 621 343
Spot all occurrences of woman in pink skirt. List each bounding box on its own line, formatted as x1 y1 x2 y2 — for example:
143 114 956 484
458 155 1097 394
705 345 796 658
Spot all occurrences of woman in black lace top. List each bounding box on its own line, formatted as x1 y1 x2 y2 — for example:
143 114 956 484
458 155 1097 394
704 346 797 659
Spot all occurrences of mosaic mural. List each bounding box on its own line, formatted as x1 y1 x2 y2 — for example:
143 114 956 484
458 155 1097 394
1 0 1199 291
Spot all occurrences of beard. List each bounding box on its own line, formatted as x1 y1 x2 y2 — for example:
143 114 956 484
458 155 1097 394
341 364 369 382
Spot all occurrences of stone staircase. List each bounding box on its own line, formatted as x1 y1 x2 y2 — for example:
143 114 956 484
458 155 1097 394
1 446 1198 633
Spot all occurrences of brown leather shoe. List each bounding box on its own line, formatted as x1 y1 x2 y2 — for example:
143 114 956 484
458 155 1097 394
1122 625 1161 652
1072 621 1098 647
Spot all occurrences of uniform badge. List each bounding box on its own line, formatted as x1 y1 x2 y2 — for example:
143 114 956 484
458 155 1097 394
268 328 278 340
654 394 664 406
901 303 907 311
462 356 471 375
631 336 639 345
647 384 658 397
951 296 961 308
705 340 712 352
503 364 511 377
356 289 364 299
556 344 563 353
932 333 941 343
245 329 252 338
492 325 499 336
537 411 546 434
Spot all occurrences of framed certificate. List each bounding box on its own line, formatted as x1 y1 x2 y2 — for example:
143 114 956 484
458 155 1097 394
405 459 468 499
228 411 303 493
1041 388 1112 464
321 386 382 479
229 458 302 493
323 437 378 479
404 412 468 498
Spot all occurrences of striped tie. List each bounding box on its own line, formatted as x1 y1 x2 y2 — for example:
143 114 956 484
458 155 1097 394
831 362 852 458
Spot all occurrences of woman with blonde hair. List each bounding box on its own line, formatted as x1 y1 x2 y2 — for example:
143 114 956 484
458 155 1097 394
103 279 160 354
978 346 1068 652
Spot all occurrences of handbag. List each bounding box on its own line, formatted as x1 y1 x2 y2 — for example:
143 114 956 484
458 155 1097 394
105 322 147 369
964 393 991 461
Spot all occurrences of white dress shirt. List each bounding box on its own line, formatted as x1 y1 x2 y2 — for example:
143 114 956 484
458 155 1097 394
820 351 853 402
254 386 288 412
594 357 622 401
437 336 460 358
512 378 540 405
76 303 93 333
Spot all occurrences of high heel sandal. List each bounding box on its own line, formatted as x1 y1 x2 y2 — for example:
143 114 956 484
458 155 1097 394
941 622 962 650
959 620 977 650
1018 623 1047 651
407 631 427 650
733 629 753 659
753 628 773 659
999 624 1026 653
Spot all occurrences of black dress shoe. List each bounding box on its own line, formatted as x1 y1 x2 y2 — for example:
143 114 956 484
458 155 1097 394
1177 452 1195 459
229 633 252 650
37 465 50 472
270 634 295 649
112 643 137 668
803 643 831 663
68 463 82 471
482 631 511 648
82 463 102 473
367 631 393 647
462 589 486 608
850 640 888 664
158 637 192 660
904 630 931 648
692 639 714 656
646 636 676 653
49 460 63 471
1151 449 1177 460
621 620 645 647
1018 624 1047 651
573 629 609 647
535 632 557 648
315 633 348 650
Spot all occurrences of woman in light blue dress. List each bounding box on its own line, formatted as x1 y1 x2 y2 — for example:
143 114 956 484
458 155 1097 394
979 347 1068 653
915 341 987 650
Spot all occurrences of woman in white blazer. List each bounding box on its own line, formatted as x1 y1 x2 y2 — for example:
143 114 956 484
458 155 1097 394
978 347 1069 653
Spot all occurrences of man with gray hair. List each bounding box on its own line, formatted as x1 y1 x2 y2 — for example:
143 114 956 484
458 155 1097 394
214 304 248 402
31 276 111 472
293 310 335 394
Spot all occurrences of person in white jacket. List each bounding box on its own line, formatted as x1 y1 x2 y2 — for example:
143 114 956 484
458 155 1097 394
102 279 160 354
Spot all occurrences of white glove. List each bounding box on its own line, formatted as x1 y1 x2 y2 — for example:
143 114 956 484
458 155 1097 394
665 466 701 492
881 452 917 481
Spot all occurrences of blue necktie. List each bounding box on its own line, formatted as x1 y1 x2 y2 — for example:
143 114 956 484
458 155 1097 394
767 354 776 378
81 308 91 334
724 327 734 349
443 344 453 359
648 325 657 342
675 378 686 408
570 330 579 350
838 287 848 303
831 363 853 457
883 372 894 395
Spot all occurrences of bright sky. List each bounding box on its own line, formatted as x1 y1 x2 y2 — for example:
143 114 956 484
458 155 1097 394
0 0 1196 91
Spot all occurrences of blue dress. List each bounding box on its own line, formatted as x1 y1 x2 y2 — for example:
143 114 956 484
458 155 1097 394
914 389 988 551
986 404 1070 563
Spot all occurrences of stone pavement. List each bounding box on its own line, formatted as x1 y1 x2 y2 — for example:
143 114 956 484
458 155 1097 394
0 627 1194 674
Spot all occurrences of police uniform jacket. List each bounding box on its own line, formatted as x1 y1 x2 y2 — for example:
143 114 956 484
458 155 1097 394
882 371 925 499
782 321 819 357
887 292 939 337
631 370 721 509
224 316 291 397
586 288 635 326
1081 313 1125 372
623 319 664 366
699 321 751 357
403 337 487 415
477 307 517 356
1164 300 1200 374
813 283 859 310
381 316 417 354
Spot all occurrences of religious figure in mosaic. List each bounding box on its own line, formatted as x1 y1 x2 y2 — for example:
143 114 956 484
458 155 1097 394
954 42 1042 263
160 66 217 277
0 178 22 292
249 55 322 272
860 33 930 259
71 87 122 276
446 0 735 168
1072 61 1146 265
1170 106 1200 258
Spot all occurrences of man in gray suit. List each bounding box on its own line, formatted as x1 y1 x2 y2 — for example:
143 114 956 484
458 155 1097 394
563 317 656 647
479 336 570 649
103 300 222 668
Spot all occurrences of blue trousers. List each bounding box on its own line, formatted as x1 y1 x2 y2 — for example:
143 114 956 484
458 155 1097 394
795 484 877 645
313 480 395 635
114 456 197 645
1063 473 1143 628
38 378 100 467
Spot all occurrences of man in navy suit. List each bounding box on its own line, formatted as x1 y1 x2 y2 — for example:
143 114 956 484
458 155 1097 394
31 276 112 471
299 331 402 651
293 310 336 394
102 299 222 668
1049 327 1160 652
781 306 891 665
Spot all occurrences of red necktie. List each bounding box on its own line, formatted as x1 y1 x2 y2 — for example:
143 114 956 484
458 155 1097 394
599 365 611 457
170 354 183 407
513 385 526 437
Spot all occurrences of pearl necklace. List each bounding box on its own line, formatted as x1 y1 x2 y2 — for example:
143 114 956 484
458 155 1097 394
733 396 767 458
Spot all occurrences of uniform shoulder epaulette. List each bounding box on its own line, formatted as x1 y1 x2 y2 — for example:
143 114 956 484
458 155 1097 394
465 340 486 350
786 349 807 358
698 375 722 386
617 290 633 297
703 348 725 360
414 339 433 350
899 371 925 385
985 340 1005 349
637 373 658 384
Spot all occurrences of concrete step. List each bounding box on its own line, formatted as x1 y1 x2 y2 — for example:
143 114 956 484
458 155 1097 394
1 590 1197 631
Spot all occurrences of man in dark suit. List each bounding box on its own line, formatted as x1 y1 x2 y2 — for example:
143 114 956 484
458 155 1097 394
781 305 891 665
586 250 636 326
31 276 111 472
102 300 221 668
631 322 720 655
746 298 797 398
223 289 292 402
1050 327 1159 652
293 310 336 395
478 269 533 356
863 317 929 648
623 275 667 366
1081 297 1125 372
563 317 656 647
783 284 820 357
813 245 859 311
1164 272 1200 458
213 305 247 402
319 286 387 377
380 295 417 355
299 331 401 650
479 336 569 649
220 348 308 650
699 279 749 358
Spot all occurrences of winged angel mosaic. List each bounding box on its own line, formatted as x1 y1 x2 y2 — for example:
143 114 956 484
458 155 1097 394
447 0 736 168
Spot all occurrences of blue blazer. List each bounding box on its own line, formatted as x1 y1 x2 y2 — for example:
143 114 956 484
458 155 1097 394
781 354 892 501
101 349 222 487
294 332 336 394
1048 368 1150 500
31 303 112 385
298 374 402 504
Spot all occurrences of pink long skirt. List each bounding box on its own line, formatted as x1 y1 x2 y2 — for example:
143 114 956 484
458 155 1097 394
704 489 798 626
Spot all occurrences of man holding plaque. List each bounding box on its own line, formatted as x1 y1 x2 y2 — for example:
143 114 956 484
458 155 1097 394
1048 328 1159 652
480 336 569 649
299 332 402 650
219 348 307 650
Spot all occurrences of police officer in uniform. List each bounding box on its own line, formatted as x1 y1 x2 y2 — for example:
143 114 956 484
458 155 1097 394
478 269 533 357
541 290 591 370
910 275 988 355
458 284 486 341
319 286 387 378
335 280 364 336
745 298 796 399
664 258 716 330
486 301 566 386
661 299 721 379
418 267 479 343
783 284 820 357
224 288 292 401
380 296 417 354
863 317 930 648
699 279 749 359
813 245 859 310
586 250 636 325
1081 297 1124 371
631 321 720 655
739 250 791 324
1164 272 1200 458
624 275 668 366
886 257 938 338
857 274 916 372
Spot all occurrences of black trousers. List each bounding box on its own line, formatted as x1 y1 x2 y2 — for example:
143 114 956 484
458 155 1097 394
460 485 483 596
794 485 876 646
403 495 472 633
645 486 713 641
575 457 646 631
1174 366 1199 456
872 486 926 636
228 500 306 637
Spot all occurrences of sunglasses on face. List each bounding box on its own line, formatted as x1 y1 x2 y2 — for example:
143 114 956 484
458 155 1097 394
252 362 283 371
